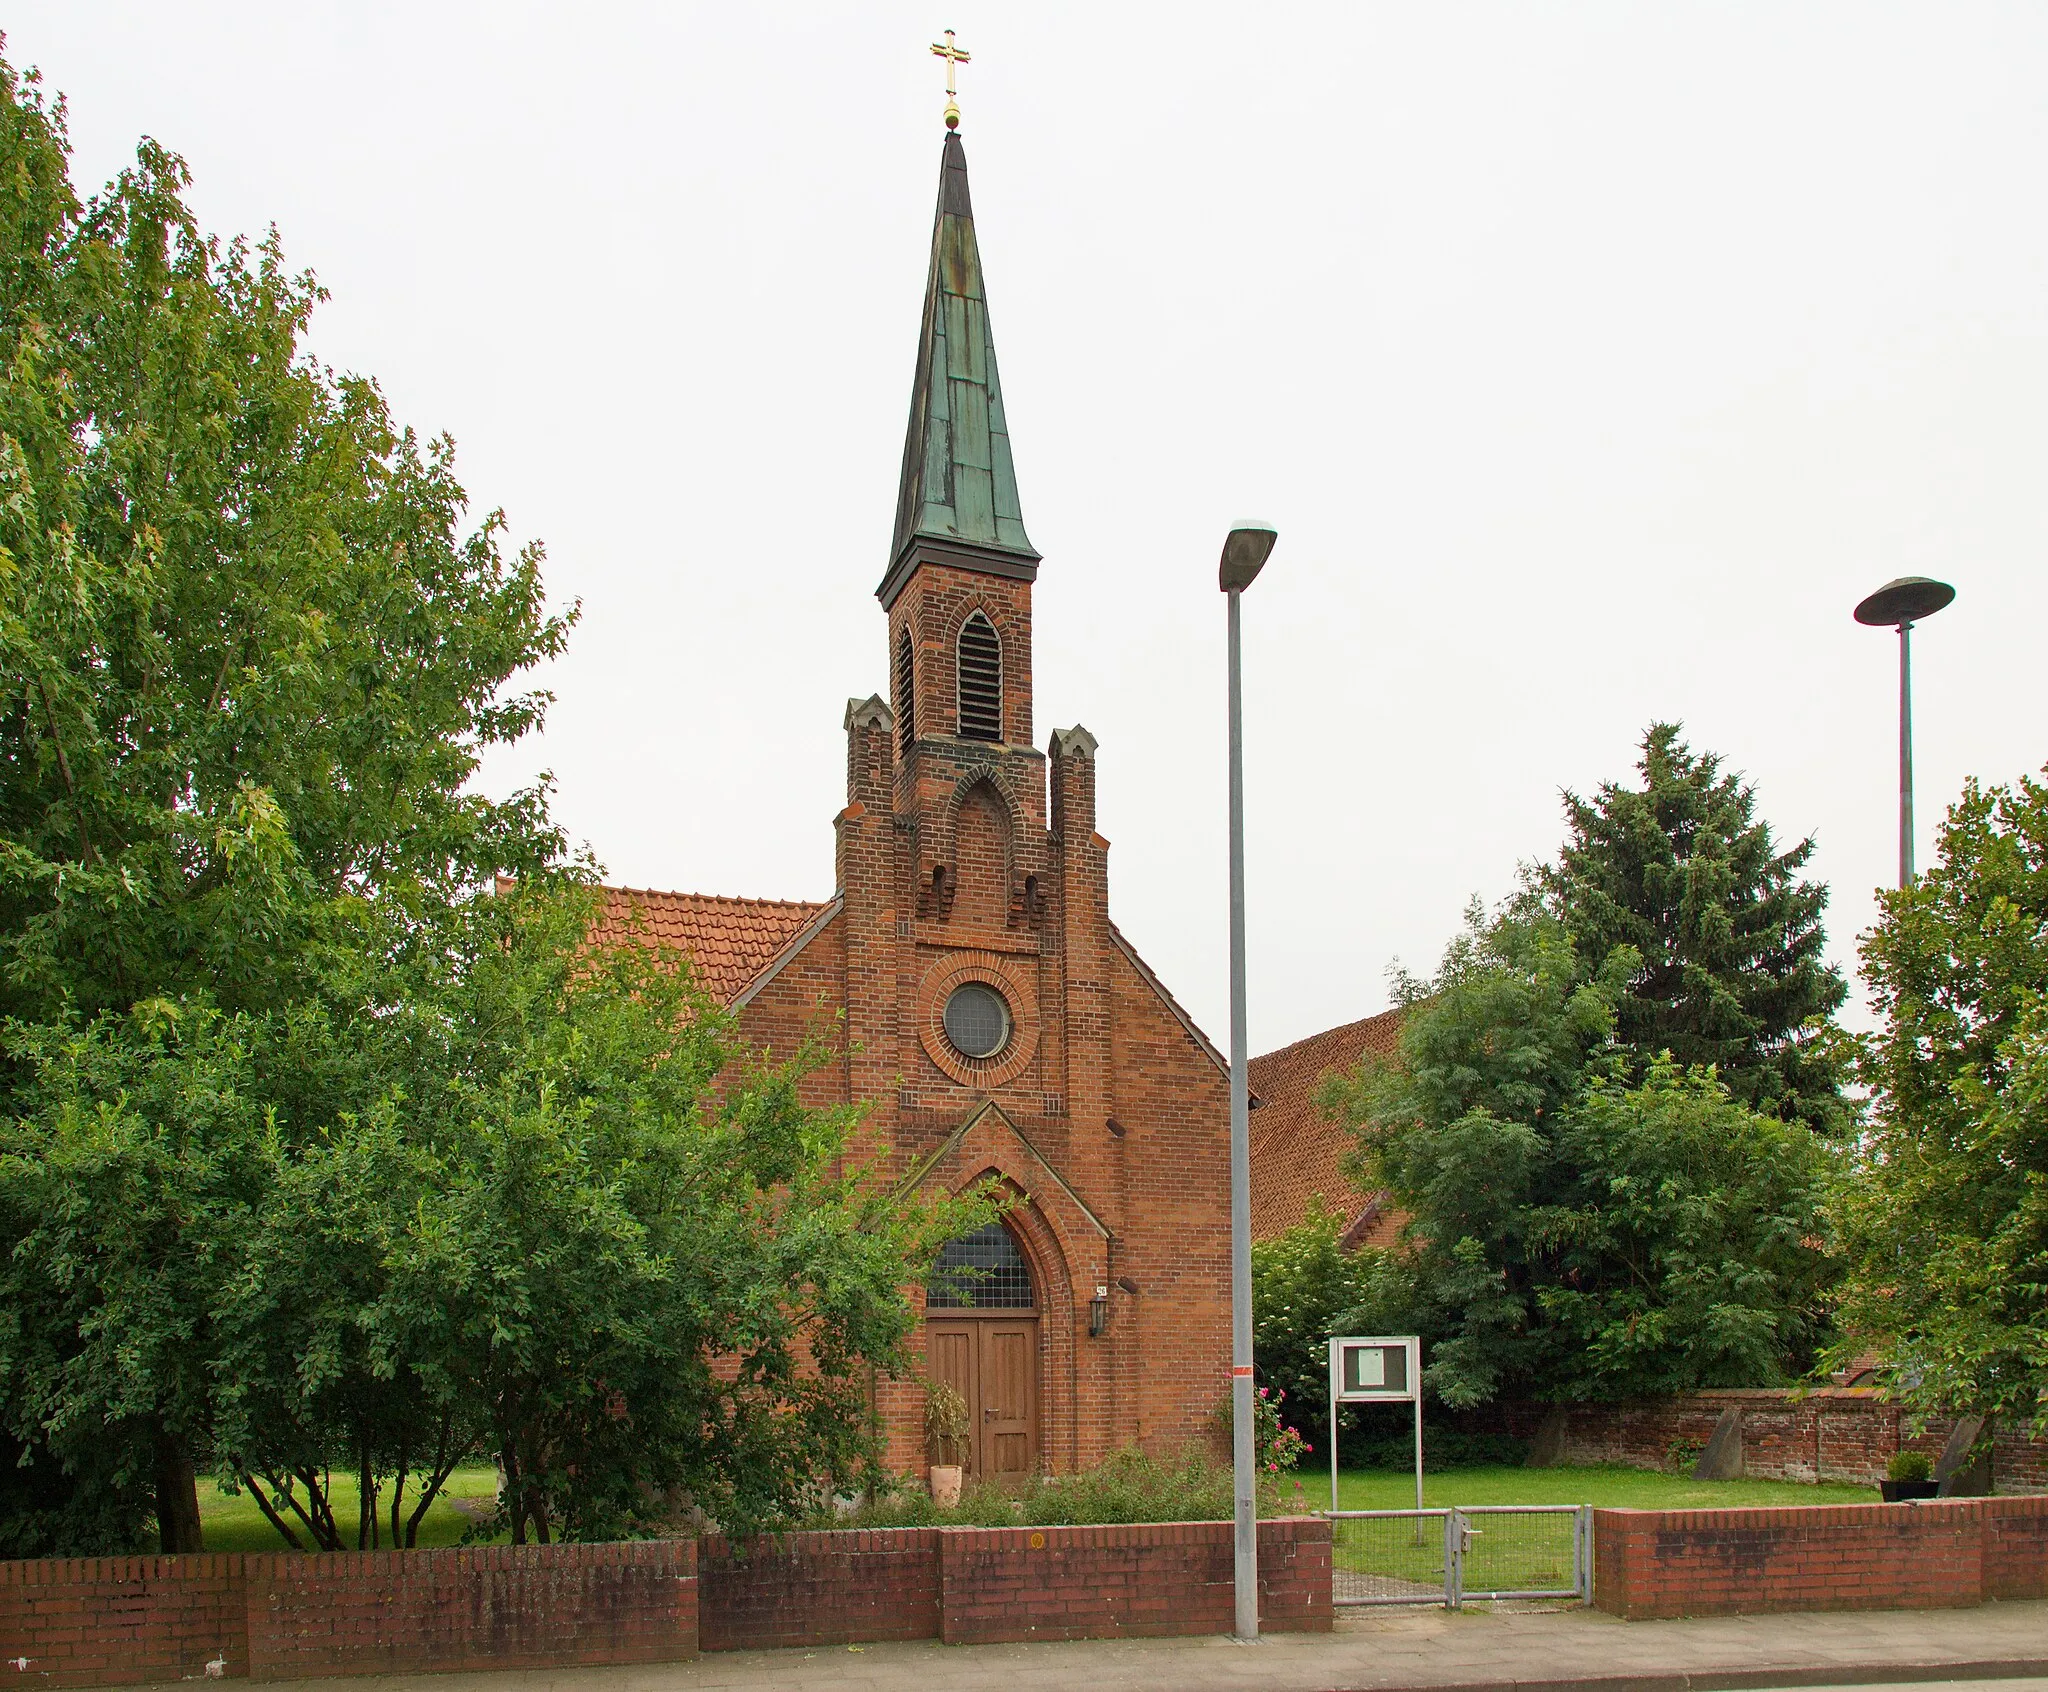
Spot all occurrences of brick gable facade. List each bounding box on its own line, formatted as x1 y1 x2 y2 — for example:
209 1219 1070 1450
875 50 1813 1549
600 132 1232 1479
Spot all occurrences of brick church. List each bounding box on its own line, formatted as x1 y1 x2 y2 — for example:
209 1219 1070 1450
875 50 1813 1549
603 131 1233 1481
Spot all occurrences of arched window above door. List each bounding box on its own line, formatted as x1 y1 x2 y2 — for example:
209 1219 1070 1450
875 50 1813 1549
927 1220 1034 1309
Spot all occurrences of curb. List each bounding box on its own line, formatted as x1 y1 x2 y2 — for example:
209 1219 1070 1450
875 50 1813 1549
1321 1662 2048 1692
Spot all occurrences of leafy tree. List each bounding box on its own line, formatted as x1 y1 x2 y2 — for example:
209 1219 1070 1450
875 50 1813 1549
1543 723 1848 1130
0 42 570 1549
1250 1198 1413 1441
1324 901 1838 1408
7 885 995 1552
0 47 571 1028
233 886 994 1544
1828 771 2048 1431
0 1003 273 1555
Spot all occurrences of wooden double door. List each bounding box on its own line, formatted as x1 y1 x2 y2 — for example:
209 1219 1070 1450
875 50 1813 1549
927 1316 1039 1482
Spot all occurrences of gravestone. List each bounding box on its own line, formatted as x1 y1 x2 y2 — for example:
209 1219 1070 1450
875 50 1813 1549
1691 1407 1744 1480
1527 1407 1569 1468
1935 1415 1992 1496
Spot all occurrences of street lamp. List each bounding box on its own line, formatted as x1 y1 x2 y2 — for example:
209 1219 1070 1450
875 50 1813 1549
1853 576 1955 888
1220 520 1276 1642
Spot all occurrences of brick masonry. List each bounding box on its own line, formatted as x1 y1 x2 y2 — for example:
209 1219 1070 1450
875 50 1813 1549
1499 1390 2048 1489
2 1522 1331 1682
0 1555 248 1687
576 137 1245 1486
937 1517 1329 1645
696 1528 941 1651
242 1543 696 1679
614 533 1238 1480
1593 1494 2048 1619
703 1518 1331 1650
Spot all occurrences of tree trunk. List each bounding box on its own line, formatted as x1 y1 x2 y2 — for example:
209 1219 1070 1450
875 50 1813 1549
153 1434 204 1554
358 1446 377 1549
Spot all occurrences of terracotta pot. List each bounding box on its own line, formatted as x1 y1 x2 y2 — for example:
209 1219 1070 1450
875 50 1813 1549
929 1464 963 1506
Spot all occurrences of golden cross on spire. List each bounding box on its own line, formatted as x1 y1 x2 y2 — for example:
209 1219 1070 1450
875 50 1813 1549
930 28 971 130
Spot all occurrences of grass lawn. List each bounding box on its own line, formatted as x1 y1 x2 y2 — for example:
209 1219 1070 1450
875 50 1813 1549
192 1459 1873 1555
1286 1463 1879 1513
195 1464 501 1553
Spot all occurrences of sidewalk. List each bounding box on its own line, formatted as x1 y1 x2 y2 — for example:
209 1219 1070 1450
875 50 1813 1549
197 1600 2048 1692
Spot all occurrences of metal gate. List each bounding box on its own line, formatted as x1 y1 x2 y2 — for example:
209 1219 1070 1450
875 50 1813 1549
1327 1505 1590 1607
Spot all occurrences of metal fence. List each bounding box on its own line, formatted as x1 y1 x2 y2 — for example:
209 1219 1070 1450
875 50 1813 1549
1327 1505 1590 1607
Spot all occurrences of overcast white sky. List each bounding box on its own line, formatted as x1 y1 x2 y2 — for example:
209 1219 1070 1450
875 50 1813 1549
11 3 2044 1053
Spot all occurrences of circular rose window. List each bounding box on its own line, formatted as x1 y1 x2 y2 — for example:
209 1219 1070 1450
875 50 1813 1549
942 982 1012 1060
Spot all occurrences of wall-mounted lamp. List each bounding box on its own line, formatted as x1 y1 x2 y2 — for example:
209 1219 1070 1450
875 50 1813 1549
1089 1285 1109 1338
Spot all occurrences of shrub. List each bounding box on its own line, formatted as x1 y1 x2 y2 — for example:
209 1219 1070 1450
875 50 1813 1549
924 1383 972 1468
800 1447 1299 1531
1336 1405 1527 1470
1887 1450 1932 1483
1213 1384 1312 1475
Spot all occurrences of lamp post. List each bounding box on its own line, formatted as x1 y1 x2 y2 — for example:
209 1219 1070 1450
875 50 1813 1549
1220 521 1277 1643
1853 576 1955 887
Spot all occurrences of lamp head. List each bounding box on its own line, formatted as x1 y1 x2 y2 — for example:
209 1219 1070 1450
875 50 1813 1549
1855 576 1955 627
1218 523 1278 593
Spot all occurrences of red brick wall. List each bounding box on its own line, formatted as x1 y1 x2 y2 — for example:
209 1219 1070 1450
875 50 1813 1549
243 1542 695 1678
696 1518 1329 1651
1594 1495 2048 1619
0 1542 697 1686
1985 1500 2048 1601
3 1520 1332 1681
1503 1390 2048 1489
697 1529 940 1651
938 1518 1330 1646
1107 940 1233 1460
0 1555 248 1688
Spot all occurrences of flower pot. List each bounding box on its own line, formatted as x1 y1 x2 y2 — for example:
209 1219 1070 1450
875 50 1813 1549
929 1464 963 1506
1878 1479 1941 1501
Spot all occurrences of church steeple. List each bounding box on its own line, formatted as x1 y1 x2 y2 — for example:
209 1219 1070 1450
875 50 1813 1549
878 132 1038 610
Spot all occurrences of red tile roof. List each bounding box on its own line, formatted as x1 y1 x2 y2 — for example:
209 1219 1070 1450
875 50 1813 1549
595 886 832 1006
1247 1008 1406 1243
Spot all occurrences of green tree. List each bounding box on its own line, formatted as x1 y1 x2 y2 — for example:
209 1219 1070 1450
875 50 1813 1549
1324 902 1838 1408
228 886 992 1545
1828 771 2048 1431
0 43 569 1550
0 1002 273 1555
8 885 996 1553
1543 723 1848 1130
1250 1198 1413 1441
0 49 571 1028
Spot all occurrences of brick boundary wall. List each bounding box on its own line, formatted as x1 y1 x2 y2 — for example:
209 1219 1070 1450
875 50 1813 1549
1594 1494 2048 1620
1498 1390 2048 1489
0 1542 697 1687
938 1517 1331 1645
0 1556 249 1688
697 1528 941 1651
3 1519 1330 1682
244 1542 697 1679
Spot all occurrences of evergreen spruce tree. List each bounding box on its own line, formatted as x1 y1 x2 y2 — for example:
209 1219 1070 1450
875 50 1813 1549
1543 723 1847 1132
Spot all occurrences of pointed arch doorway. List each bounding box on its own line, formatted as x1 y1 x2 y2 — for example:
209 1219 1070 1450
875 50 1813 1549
926 1221 1040 1481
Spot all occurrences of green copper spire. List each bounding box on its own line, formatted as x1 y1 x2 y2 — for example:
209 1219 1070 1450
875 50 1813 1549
879 132 1037 607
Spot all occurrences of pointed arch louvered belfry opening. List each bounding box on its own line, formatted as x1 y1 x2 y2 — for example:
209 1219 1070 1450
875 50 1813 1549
957 612 1002 743
895 626 917 755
